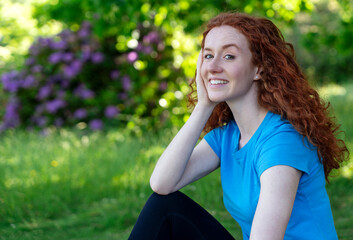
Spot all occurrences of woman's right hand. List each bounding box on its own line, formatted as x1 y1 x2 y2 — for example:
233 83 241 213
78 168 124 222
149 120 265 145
195 50 217 109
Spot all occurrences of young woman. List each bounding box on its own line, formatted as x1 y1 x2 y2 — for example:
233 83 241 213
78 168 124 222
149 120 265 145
128 12 348 240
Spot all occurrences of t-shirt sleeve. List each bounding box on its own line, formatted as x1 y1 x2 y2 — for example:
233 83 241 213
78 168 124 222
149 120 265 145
204 127 222 159
257 130 317 177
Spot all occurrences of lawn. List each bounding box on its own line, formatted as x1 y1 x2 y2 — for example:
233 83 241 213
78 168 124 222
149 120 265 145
1 83 353 240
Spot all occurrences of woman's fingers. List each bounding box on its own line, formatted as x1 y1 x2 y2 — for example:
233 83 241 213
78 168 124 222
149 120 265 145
195 51 206 96
195 50 215 107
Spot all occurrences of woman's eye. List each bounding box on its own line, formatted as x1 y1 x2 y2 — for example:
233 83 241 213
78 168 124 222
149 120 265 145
204 54 213 59
225 54 235 60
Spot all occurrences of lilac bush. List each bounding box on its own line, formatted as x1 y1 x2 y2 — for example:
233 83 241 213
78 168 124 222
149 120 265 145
0 19 185 131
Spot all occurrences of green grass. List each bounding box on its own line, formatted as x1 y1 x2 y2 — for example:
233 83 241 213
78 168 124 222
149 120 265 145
1 83 353 240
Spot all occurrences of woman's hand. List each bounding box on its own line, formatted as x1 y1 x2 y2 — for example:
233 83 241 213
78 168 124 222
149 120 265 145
195 50 217 109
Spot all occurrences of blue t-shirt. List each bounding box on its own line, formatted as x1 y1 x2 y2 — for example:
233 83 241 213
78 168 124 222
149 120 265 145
204 111 338 240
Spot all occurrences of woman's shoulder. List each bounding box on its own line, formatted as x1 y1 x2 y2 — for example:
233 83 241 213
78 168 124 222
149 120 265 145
260 112 318 154
205 120 238 142
262 112 298 137
211 120 238 133
259 112 315 150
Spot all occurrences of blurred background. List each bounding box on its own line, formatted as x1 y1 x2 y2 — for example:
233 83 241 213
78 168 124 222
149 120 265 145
0 0 352 239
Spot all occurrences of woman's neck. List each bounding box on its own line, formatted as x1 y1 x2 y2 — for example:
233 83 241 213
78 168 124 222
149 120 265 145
227 89 268 149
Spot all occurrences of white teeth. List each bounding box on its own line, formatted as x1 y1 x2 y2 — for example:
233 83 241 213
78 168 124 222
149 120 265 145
210 80 228 85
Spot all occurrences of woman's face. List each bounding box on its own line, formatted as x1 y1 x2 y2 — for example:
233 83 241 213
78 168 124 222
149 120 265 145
201 25 260 104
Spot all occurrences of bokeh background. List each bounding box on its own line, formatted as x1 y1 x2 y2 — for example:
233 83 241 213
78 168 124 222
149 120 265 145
0 0 352 239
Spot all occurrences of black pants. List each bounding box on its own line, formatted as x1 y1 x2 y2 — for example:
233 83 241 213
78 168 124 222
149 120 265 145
128 191 235 240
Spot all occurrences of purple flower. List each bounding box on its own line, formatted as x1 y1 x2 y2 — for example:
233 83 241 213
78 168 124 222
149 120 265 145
105 105 119 118
22 75 37 88
46 99 66 113
73 109 87 119
32 65 43 73
38 37 52 47
62 53 74 62
78 28 90 38
142 46 153 54
127 51 138 63
143 31 160 44
29 44 40 56
37 85 52 100
78 21 92 38
91 52 104 63
2 98 20 129
58 29 73 40
136 43 144 52
122 75 131 91
48 52 63 64
110 70 120 79
49 74 63 83
74 84 95 99
81 50 91 61
35 116 48 127
1 71 21 93
51 40 67 50
26 57 35 66
64 60 82 79
136 43 153 54
89 119 103 131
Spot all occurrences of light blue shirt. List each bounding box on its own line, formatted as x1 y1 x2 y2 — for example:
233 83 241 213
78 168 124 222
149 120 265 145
204 111 338 240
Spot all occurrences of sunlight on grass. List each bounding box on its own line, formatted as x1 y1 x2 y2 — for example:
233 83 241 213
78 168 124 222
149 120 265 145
341 161 353 179
318 83 347 99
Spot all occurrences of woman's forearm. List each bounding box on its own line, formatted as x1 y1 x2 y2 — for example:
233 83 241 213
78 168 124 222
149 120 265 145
150 103 214 195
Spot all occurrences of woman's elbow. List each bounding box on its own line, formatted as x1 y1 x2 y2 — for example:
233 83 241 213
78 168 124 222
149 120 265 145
149 177 173 195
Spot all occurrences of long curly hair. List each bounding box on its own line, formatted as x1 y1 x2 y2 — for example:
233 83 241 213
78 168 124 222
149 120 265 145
188 12 348 181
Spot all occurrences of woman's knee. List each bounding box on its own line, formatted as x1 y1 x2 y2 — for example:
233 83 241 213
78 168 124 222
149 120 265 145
148 191 183 205
145 191 187 212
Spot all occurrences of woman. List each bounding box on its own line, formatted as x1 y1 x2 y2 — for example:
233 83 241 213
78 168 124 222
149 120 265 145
128 12 348 240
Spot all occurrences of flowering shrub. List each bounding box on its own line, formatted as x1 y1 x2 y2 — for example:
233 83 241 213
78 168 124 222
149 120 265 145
0 20 186 131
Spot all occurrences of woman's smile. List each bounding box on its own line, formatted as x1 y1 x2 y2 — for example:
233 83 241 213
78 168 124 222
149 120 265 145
209 78 229 88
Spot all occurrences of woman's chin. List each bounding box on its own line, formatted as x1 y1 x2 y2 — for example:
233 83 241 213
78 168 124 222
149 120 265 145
209 95 225 103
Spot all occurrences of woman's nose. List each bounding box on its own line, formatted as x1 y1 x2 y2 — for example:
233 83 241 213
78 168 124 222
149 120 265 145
207 58 223 73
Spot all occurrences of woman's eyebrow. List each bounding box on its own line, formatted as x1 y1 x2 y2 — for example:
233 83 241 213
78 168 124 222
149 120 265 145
204 43 240 52
222 43 240 50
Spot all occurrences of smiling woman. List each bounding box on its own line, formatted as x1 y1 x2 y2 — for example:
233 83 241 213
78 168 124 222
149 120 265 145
128 12 348 240
201 25 261 107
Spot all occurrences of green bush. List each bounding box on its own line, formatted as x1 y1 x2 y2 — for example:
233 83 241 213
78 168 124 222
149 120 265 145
0 19 187 132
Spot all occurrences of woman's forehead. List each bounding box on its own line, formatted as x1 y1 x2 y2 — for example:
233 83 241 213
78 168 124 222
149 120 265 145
204 25 249 50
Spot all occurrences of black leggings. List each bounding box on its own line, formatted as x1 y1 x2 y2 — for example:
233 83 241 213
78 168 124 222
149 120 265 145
128 191 235 240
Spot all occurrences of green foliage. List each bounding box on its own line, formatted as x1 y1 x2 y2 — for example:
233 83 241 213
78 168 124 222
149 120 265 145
293 0 353 84
1 0 353 132
1 13 190 132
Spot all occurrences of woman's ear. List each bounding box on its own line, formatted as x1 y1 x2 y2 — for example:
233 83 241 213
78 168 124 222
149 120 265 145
253 66 263 81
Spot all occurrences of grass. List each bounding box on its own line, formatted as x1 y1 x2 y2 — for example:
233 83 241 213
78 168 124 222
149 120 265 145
1 83 353 240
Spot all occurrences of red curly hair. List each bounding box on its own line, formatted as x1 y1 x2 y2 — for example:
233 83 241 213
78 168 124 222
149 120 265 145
188 12 348 181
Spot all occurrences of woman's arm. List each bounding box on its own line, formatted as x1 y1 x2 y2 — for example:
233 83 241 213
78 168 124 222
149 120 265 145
250 165 302 240
150 51 218 195
150 105 218 195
